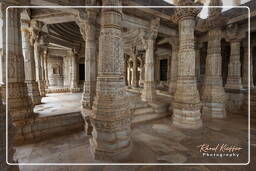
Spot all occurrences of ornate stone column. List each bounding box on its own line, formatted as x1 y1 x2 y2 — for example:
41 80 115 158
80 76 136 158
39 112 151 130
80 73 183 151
21 19 41 105
171 0 202 129
0 4 34 145
31 20 46 96
168 37 179 96
141 18 160 102
90 0 132 161
69 50 78 91
225 24 243 90
201 0 227 119
242 39 254 88
77 8 97 135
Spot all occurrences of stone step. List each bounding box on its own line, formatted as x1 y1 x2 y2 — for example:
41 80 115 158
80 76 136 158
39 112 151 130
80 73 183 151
132 112 168 124
133 107 154 116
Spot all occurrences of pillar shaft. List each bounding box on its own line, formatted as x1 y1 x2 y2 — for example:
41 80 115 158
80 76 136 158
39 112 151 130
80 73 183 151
168 40 178 96
21 20 41 105
172 4 202 129
43 49 49 88
131 55 138 87
202 28 226 118
225 40 243 89
79 9 97 109
90 0 131 161
70 51 78 90
31 20 46 96
242 40 254 88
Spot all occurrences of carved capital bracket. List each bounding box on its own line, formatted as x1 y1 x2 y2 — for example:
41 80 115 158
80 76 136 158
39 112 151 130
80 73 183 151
172 0 202 23
76 9 97 41
225 23 245 42
140 18 160 50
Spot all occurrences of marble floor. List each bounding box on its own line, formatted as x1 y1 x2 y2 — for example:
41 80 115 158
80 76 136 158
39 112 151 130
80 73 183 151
14 114 256 171
34 93 82 117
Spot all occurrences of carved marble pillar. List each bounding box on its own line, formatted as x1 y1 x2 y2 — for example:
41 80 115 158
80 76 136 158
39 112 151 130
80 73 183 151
78 9 97 135
1 5 34 145
168 38 179 96
131 55 138 88
171 1 202 129
225 39 243 90
69 50 78 91
202 29 226 118
242 40 254 88
90 0 132 161
21 20 41 105
141 18 160 102
0 3 20 170
31 20 46 97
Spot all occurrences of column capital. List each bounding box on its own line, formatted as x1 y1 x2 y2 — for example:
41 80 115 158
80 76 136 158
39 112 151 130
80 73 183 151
225 24 245 42
140 18 160 50
172 0 202 23
76 9 97 41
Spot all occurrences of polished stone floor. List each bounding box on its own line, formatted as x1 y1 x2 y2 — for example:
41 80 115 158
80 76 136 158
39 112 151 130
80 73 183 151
14 114 256 171
34 93 82 117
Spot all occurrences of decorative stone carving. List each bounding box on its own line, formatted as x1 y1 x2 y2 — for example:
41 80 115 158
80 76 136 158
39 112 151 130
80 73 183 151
141 18 160 102
21 19 42 105
90 0 132 161
171 0 203 129
225 24 244 90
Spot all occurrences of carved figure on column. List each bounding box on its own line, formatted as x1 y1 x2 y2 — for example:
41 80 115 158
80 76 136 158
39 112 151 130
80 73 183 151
89 0 132 161
171 0 203 129
141 18 160 102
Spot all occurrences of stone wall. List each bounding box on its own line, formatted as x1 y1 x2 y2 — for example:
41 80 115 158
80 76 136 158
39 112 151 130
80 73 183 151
15 112 83 145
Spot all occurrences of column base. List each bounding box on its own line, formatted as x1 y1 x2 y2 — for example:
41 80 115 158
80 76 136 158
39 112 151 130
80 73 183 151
38 80 46 97
26 80 42 105
89 128 132 162
202 102 226 119
225 78 243 90
70 87 80 93
172 108 202 129
1 83 34 121
141 81 156 102
81 108 93 135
